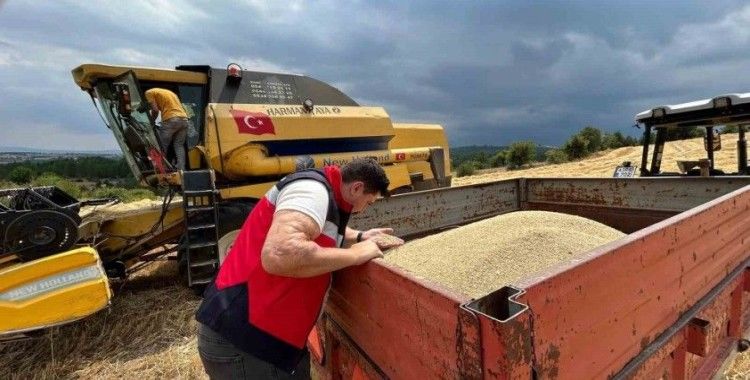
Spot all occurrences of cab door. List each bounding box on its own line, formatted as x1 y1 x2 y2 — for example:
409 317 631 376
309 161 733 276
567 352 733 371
93 71 170 185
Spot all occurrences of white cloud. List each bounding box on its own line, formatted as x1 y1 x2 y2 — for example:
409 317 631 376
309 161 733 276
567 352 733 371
665 5 750 63
0 122 118 151
109 48 172 67
67 0 210 35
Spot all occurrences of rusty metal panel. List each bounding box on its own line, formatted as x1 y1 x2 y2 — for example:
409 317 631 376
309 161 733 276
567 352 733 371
324 317 387 380
464 287 533 379
524 177 750 212
629 331 684 379
685 281 736 377
350 180 519 238
324 260 471 379
515 185 750 379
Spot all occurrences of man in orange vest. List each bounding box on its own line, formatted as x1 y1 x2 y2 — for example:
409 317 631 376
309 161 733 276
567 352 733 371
143 87 189 170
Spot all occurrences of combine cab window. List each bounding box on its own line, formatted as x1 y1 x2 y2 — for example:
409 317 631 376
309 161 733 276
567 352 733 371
178 85 204 148
92 71 164 184
140 82 206 149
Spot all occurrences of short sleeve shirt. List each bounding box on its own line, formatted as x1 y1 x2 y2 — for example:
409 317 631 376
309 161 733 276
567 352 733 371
274 180 329 233
144 88 187 121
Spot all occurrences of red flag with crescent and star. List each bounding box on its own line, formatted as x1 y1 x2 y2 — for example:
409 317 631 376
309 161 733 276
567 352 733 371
230 110 276 135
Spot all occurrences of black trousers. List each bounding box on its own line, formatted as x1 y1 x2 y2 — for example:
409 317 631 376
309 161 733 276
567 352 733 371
197 323 310 380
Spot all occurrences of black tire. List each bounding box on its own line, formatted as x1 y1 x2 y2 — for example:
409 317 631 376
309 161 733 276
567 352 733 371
216 201 254 263
178 200 255 294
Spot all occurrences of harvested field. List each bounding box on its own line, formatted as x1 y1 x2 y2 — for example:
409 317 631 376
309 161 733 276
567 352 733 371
383 211 626 298
453 133 743 186
0 261 206 380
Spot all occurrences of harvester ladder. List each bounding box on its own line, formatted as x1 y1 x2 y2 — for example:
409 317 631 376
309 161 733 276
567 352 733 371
181 170 220 288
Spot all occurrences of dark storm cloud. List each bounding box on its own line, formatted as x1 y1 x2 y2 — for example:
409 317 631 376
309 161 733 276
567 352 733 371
1 0 750 150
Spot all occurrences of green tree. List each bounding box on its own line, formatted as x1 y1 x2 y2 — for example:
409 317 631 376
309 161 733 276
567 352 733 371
545 149 568 164
623 135 639 146
490 150 507 168
8 166 33 184
563 134 590 160
506 141 536 169
456 161 476 177
602 132 624 149
473 151 491 169
31 173 83 199
579 126 603 152
721 125 740 133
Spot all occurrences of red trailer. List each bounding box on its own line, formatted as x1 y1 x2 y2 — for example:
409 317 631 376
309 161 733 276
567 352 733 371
310 177 750 379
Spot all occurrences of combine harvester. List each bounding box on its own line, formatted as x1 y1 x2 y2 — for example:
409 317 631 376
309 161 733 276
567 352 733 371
0 64 749 378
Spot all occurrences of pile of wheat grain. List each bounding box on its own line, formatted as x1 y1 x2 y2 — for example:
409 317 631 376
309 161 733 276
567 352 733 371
454 133 742 186
0 261 206 380
383 211 626 298
724 349 750 379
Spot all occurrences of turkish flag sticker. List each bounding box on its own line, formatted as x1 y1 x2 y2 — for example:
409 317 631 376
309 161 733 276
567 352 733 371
395 152 406 161
230 110 276 135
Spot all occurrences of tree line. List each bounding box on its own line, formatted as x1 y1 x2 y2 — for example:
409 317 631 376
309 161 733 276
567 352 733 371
452 126 641 177
0 156 156 202
0 156 132 184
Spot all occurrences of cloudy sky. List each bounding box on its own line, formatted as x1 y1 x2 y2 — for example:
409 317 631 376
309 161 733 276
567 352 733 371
2 0 750 150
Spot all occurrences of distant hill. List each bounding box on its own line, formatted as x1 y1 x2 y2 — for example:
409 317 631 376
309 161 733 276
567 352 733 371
0 146 121 155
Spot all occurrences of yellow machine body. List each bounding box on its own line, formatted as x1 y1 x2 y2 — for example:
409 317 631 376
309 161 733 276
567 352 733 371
0 247 112 336
72 64 451 198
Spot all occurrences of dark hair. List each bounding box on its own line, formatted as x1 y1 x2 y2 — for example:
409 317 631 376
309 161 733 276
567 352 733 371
341 158 390 197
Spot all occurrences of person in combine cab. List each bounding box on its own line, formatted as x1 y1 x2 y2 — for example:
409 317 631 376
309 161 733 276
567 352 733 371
143 87 188 170
195 158 404 379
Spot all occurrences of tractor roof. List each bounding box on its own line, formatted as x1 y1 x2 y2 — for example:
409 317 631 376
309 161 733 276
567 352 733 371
636 93 750 128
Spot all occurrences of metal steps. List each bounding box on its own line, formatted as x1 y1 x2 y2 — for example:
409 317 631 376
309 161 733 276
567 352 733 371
181 170 220 289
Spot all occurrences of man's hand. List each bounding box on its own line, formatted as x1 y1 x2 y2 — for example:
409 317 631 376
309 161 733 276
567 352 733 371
350 240 384 264
361 228 404 250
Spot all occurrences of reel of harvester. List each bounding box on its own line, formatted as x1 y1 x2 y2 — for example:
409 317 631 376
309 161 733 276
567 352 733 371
0 187 82 262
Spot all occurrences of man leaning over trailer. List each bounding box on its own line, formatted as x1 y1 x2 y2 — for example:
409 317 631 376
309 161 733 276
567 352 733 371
195 158 403 379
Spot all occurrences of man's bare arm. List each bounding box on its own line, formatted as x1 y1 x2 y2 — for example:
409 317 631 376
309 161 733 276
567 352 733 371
261 210 383 278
